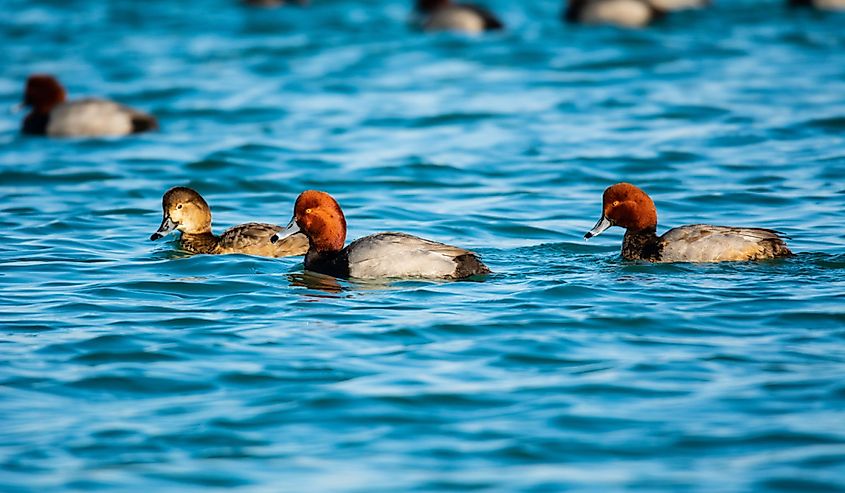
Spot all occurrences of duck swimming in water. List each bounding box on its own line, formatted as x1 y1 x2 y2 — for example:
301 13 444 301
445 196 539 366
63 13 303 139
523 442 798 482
564 0 664 28
270 190 491 279
789 0 845 10
20 74 157 138
415 0 504 33
649 0 709 11
150 187 308 257
584 183 793 262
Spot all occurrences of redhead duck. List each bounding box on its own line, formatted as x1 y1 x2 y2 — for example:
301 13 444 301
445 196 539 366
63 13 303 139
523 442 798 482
270 190 491 279
584 183 793 262
789 0 845 10
415 0 504 33
20 75 157 138
564 0 664 28
150 187 308 257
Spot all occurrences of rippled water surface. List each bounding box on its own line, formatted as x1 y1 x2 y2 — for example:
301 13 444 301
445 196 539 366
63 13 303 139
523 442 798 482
2 0 845 491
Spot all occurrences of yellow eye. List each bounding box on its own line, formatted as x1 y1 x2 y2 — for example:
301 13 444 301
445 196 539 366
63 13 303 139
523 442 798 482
612 201 620 207
305 208 312 214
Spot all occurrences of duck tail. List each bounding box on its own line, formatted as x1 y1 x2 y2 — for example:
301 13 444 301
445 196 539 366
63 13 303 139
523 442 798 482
453 253 492 278
131 114 159 133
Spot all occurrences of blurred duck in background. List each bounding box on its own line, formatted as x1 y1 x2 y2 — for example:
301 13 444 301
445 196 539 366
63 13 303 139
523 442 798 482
20 75 157 138
242 0 308 7
564 0 664 28
789 0 845 10
649 0 710 11
414 0 504 33
564 0 707 27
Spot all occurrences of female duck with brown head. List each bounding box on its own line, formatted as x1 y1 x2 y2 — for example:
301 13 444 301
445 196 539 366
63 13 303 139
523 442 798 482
584 183 793 262
21 75 158 137
415 0 504 33
270 190 491 279
150 187 308 257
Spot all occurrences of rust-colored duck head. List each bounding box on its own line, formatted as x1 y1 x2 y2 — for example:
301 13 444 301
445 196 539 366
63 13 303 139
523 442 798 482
23 75 67 114
585 182 658 239
271 190 347 252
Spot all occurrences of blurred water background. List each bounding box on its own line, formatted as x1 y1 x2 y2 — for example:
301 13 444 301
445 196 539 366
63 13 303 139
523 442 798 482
1 0 844 491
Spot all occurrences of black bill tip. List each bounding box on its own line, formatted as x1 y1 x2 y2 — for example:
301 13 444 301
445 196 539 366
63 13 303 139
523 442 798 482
150 233 163 241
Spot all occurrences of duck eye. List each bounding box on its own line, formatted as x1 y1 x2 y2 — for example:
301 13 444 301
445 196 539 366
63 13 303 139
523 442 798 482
612 201 620 207
177 204 183 209
305 208 312 214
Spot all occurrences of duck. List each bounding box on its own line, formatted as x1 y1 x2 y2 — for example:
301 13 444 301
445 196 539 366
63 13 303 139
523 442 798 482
788 0 845 10
564 0 664 28
242 0 308 7
649 0 710 11
415 0 504 33
269 190 491 279
150 187 308 257
584 183 793 262
20 74 158 138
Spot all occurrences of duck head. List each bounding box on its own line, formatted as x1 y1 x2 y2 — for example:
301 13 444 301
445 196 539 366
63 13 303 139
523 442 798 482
585 182 658 239
271 190 346 252
150 187 213 240
22 75 66 114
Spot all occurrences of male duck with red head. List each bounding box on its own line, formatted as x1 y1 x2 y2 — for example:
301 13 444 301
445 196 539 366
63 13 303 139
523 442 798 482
271 190 491 279
21 75 157 137
415 0 504 33
585 183 793 262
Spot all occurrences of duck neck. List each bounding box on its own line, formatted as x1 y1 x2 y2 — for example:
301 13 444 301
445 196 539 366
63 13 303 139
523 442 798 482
305 247 350 279
622 227 661 261
180 232 219 254
22 111 50 135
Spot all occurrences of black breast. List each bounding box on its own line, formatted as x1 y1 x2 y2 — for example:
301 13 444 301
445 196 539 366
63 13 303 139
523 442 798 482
22 112 49 135
304 249 351 279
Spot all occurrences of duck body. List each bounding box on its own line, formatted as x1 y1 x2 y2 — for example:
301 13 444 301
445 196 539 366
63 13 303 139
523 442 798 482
242 0 309 7
32 99 157 137
178 223 309 257
585 183 793 263
151 187 308 258
649 0 709 11
790 0 845 10
416 0 503 33
565 0 663 28
621 225 793 262
21 75 157 137
271 191 491 280
306 232 490 280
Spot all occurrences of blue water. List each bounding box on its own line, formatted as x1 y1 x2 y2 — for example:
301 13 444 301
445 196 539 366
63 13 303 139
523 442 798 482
2 0 845 491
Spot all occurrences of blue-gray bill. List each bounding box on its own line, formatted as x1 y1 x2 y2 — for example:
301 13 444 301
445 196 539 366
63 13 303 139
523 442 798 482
585 215 612 240
150 216 177 241
270 218 300 244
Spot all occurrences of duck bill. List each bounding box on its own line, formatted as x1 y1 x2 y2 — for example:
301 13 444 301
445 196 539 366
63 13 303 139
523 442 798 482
270 218 301 244
150 216 177 241
584 215 612 240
